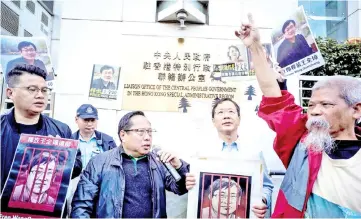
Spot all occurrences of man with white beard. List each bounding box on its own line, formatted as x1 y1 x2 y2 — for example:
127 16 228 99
234 13 361 218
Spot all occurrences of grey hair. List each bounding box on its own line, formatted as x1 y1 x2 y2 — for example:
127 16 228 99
312 76 361 106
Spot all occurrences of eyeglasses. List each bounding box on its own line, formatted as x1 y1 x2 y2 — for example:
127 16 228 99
13 86 52 96
21 48 36 53
124 128 156 137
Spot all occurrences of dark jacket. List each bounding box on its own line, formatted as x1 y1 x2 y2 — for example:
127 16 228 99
72 130 117 152
277 34 314 68
91 78 116 90
71 146 189 218
0 109 82 191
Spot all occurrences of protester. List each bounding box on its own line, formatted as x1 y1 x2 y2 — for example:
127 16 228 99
235 13 361 218
1 64 82 193
71 111 190 218
185 98 274 218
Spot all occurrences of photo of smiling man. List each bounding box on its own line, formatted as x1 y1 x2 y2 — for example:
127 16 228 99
89 64 121 100
1 36 55 85
271 6 325 76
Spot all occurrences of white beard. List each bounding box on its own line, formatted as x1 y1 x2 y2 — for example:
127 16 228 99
303 117 336 154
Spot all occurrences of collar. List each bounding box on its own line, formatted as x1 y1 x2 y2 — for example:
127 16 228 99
7 108 43 133
217 134 240 151
79 132 96 142
110 146 153 168
222 141 239 151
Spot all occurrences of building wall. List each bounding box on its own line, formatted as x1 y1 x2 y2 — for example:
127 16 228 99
56 0 298 165
0 0 53 45
56 2 299 215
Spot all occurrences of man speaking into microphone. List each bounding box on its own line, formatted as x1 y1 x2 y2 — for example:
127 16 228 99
71 111 189 218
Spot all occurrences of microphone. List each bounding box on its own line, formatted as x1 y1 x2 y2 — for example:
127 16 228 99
152 147 182 182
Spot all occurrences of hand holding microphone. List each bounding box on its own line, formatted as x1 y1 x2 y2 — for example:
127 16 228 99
152 147 182 182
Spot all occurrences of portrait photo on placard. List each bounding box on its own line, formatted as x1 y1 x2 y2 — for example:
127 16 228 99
0 36 55 86
271 6 325 76
7 149 67 212
197 173 252 218
89 64 121 100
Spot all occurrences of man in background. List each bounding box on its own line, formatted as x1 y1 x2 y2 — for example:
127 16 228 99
72 104 117 169
67 104 117 214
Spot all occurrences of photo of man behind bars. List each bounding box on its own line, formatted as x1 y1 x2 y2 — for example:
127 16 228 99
198 173 252 218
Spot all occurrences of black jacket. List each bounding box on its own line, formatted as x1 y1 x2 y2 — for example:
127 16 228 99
71 146 189 218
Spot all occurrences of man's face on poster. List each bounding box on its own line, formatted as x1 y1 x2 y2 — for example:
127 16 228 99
101 69 114 82
284 22 296 40
26 161 56 194
228 47 241 62
211 185 239 215
20 45 37 61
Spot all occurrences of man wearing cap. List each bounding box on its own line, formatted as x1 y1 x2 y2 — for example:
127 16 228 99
72 104 117 169
66 104 117 215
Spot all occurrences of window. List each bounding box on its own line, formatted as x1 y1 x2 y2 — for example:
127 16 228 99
1 2 20 36
298 0 348 42
41 12 49 26
24 29 33 37
26 1 35 14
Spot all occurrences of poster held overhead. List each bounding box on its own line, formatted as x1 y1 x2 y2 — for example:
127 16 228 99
271 6 325 77
1 36 55 88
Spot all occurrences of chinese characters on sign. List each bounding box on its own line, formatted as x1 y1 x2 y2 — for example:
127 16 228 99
143 51 212 84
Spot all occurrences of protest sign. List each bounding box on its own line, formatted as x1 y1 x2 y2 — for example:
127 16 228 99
271 6 325 76
120 36 259 112
88 64 121 100
0 134 79 218
187 157 262 219
1 36 55 88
